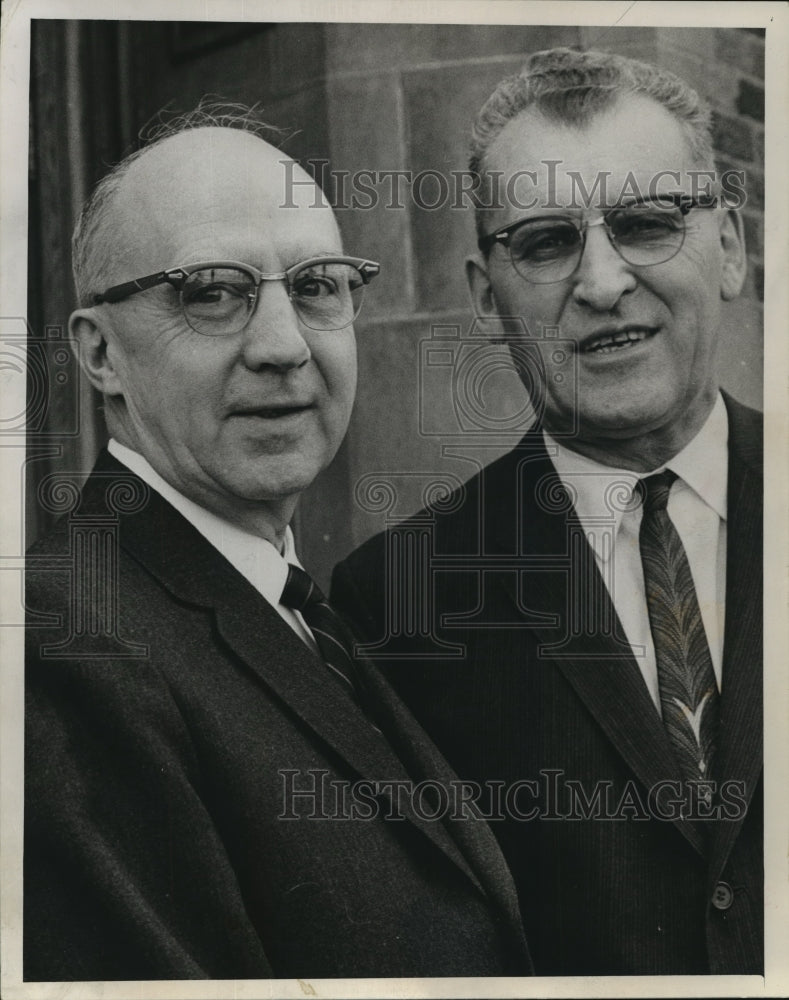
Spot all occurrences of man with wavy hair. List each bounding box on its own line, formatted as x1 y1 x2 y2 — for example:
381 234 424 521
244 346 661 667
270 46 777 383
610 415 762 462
334 49 762 975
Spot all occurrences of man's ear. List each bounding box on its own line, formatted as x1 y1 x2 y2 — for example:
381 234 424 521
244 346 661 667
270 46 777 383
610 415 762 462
68 309 124 397
465 253 507 343
718 209 747 302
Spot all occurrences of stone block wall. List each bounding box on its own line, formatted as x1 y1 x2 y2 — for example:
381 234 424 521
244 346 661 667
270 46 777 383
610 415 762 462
29 22 765 583
312 25 765 558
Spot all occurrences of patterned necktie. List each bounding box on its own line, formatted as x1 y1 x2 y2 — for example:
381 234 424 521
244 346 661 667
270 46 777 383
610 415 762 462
281 564 363 704
638 470 719 783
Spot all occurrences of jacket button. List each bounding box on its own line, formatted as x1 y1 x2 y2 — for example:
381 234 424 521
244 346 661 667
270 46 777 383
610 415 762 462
712 882 734 910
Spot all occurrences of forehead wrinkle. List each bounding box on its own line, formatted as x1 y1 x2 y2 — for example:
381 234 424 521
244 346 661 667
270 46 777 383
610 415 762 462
482 96 700 230
493 94 695 171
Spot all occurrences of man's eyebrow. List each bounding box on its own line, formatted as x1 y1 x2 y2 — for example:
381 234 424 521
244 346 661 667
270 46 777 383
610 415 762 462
607 193 688 209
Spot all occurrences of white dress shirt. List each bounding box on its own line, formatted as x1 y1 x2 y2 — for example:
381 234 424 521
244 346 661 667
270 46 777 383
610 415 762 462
107 439 317 653
543 394 728 711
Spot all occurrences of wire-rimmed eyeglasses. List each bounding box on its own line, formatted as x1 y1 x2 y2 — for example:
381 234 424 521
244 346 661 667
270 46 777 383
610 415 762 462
477 195 718 284
93 256 380 335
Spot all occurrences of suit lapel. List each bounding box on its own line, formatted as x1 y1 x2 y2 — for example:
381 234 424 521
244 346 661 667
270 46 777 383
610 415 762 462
85 453 486 895
708 398 763 875
209 589 490 896
484 437 706 855
485 402 763 862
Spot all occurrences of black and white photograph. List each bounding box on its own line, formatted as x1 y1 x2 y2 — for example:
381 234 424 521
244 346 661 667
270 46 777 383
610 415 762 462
1 1 787 997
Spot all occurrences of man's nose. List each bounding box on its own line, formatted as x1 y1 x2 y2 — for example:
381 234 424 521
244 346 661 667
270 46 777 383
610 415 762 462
240 281 311 371
570 221 637 312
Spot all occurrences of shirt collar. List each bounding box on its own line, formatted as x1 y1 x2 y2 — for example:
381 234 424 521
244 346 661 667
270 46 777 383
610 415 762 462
107 439 300 607
543 393 729 561
668 393 728 521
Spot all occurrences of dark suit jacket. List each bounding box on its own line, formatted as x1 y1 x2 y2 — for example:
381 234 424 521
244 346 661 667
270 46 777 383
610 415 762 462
332 394 762 976
24 450 532 981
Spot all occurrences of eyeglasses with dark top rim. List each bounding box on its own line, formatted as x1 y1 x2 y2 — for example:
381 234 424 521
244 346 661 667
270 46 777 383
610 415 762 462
477 194 719 285
92 256 380 335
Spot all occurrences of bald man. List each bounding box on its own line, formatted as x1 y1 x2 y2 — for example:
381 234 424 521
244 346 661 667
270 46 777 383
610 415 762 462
24 112 530 981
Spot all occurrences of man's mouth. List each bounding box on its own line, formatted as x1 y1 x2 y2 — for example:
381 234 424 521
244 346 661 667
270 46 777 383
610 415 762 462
233 404 313 419
580 327 658 355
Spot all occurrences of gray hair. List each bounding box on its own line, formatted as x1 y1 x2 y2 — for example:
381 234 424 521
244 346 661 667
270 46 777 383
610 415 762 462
71 101 289 307
469 47 715 232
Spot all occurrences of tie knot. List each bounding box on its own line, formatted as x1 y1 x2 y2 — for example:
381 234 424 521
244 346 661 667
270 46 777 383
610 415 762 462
281 564 325 613
639 469 678 514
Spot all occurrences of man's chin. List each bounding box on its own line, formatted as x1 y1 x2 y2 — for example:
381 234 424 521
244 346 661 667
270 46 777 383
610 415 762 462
221 462 327 505
570 389 686 438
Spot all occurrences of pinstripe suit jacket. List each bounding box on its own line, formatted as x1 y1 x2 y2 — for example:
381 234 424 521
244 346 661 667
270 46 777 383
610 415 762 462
332 394 762 975
24 450 532 981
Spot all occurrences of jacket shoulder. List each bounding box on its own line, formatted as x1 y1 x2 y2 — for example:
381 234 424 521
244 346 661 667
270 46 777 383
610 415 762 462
723 392 762 475
337 441 536 576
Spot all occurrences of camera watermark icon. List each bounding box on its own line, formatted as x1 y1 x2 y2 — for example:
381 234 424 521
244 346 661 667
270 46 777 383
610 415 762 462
351 317 633 656
0 319 82 438
419 317 579 443
1 319 89 628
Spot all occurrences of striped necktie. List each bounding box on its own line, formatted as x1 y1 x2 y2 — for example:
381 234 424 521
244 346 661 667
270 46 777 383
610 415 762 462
281 564 363 704
638 470 720 784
